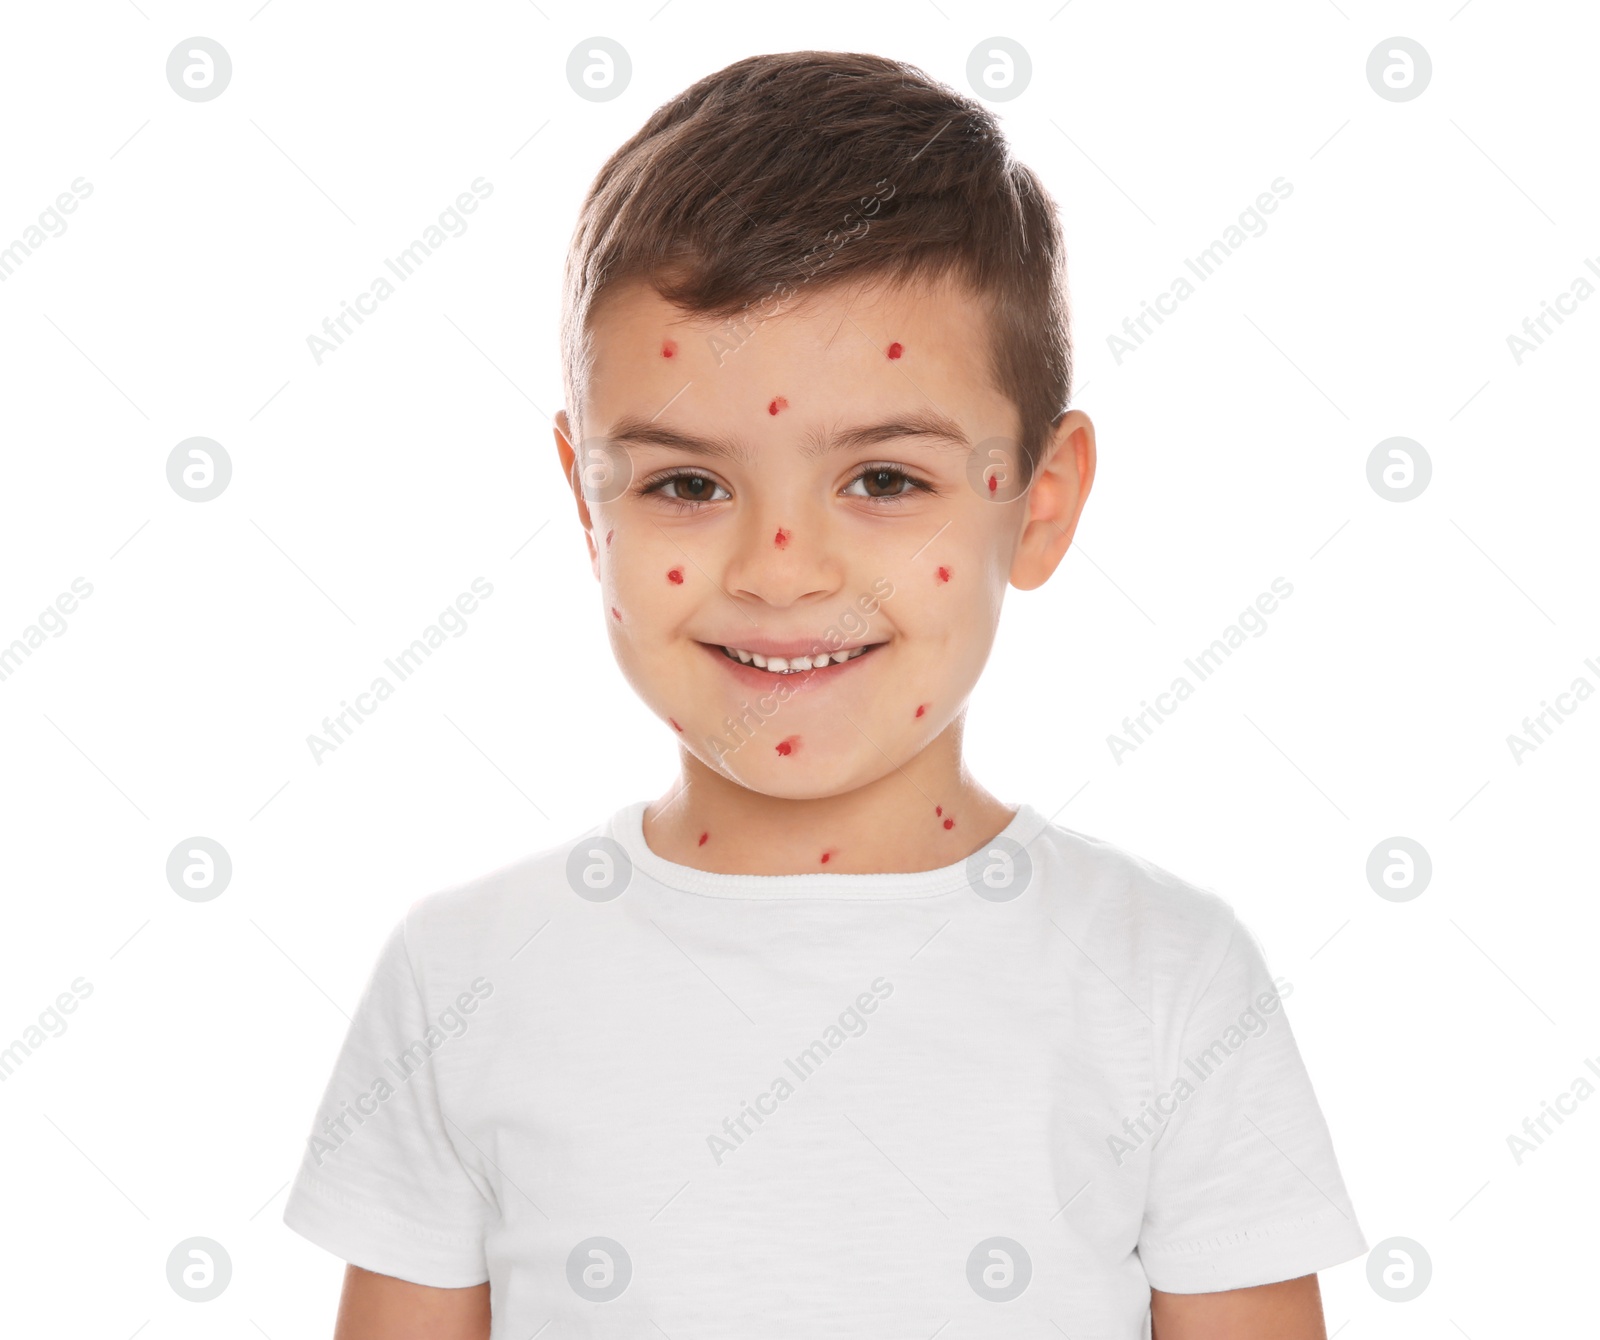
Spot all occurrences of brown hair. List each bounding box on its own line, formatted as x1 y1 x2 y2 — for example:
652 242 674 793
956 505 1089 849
560 50 1072 479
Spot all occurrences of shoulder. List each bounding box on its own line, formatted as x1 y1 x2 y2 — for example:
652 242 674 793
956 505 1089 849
392 815 612 982
1027 816 1248 1011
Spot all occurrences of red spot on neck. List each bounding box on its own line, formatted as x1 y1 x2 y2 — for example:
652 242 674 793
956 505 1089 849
662 339 678 358
915 703 927 718
667 567 683 584
604 528 614 546
698 830 708 846
768 395 789 415
936 566 951 582
987 473 998 493
775 735 800 756
773 527 790 548
668 717 683 732
943 817 955 830
887 341 903 359
820 850 832 864
610 606 621 621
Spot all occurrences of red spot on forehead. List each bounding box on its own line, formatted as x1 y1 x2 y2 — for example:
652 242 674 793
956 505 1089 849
668 717 682 732
887 341 903 359
915 703 927 718
667 568 684 584
775 735 800 756
661 339 678 358
604 528 614 546
936 566 951 582
773 527 790 548
610 606 621 620
698 831 708 846
768 396 789 415
943 817 955 829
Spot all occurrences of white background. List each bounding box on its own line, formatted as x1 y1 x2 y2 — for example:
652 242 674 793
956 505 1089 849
1 1 1595 1335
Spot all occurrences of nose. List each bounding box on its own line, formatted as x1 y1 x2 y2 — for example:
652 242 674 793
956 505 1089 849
722 504 843 609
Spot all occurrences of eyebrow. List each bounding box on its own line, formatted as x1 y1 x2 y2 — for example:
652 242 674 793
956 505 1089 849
602 407 972 464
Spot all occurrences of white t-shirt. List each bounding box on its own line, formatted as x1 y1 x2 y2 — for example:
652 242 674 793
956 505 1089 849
284 801 1366 1338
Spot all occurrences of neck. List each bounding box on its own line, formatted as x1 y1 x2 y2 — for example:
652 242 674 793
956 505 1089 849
641 719 1014 875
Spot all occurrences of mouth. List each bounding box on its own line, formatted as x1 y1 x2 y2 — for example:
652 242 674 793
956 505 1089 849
700 639 886 676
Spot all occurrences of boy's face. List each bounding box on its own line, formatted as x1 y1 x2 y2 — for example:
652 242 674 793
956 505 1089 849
555 273 1092 800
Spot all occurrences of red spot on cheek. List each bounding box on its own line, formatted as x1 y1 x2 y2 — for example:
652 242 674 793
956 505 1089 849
698 831 708 846
887 341 903 359
605 528 614 546
775 735 800 756
936 566 951 583
662 339 678 358
915 703 927 718
668 717 682 732
610 607 621 621
943 818 955 830
774 528 790 548
820 850 833 864
768 396 789 415
667 568 684 584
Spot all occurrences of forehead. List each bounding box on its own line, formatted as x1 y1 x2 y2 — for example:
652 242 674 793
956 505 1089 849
578 272 1011 441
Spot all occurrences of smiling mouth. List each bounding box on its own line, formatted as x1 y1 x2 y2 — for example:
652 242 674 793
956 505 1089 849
708 641 884 674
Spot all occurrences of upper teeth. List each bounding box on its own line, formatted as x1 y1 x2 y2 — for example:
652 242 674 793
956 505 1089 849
722 644 873 672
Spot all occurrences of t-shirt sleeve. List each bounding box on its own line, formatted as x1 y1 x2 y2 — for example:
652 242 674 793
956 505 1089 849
282 912 494 1287
1137 912 1367 1293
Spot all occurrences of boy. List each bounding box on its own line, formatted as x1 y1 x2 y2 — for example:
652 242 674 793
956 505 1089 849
285 50 1366 1339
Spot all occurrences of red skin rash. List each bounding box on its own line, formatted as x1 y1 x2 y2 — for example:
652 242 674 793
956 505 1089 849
667 568 684 584
668 717 683 732
698 831 708 846
887 341 903 359
662 339 678 358
610 607 621 621
820 850 833 864
773 527 790 548
935 805 942 816
988 474 998 493
768 396 789 415
915 703 927 718
605 528 614 546
936 566 951 582
775 735 800 756
943 818 955 829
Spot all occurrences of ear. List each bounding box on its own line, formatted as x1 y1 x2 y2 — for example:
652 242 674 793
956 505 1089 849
554 409 600 579
1009 409 1096 591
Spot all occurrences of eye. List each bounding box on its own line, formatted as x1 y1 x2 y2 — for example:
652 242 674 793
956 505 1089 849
640 471 731 506
843 464 930 500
